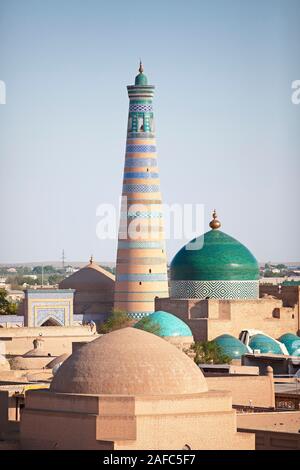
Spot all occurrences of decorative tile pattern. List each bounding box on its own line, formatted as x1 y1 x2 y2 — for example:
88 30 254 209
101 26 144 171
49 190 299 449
170 280 259 300
117 241 165 249
36 308 65 326
123 184 159 193
117 273 168 282
129 103 153 112
27 291 74 299
124 172 159 179
126 212 163 218
127 132 155 139
127 312 152 319
126 144 156 153
124 157 157 168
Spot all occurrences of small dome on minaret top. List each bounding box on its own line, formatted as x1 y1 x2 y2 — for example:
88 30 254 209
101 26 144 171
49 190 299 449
135 60 148 86
209 209 221 230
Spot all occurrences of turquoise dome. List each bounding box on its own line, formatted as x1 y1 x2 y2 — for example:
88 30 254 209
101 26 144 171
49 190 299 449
170 229 259 281
135 72 148 86
249 334 282 355
278 333 300 356
134 311 193 337
214 334 248 359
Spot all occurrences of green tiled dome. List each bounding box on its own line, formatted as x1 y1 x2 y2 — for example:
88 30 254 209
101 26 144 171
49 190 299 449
134 311 193 337
249 334 282 355
135 72 148 86
278 333 300 356
170 229 259 281
214 334 249 359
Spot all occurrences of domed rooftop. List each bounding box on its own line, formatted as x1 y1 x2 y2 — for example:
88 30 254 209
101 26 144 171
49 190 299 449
214 334 248 360
278 333 300 356
249 334 282 355
135 61 148 86
46 353 70 370
134 311 193 337
51 327 207 396
23 338 50 357
171 212 259 282
59 256 115 292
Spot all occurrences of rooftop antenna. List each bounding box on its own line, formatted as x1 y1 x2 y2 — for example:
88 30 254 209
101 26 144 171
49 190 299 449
61 249 66 269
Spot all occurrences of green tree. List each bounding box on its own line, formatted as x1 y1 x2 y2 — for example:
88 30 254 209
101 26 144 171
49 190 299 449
191 340 231 365
133 316 161 336
32 265 55 274
99 309 132 333
0 288 18 315
48 274 64 285
276 264 287 270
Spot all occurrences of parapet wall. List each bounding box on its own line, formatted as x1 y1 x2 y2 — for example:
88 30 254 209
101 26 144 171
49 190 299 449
0 326 97 356
155 297 299 341
206 374 275 408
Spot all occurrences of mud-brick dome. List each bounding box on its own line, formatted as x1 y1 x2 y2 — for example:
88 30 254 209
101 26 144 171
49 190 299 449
51 328 208 396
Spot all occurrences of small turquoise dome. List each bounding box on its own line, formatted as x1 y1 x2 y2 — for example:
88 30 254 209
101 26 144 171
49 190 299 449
249 334 282 355
135 73 148 86
278 333 300 356
214 334 248 359
134 311 193 337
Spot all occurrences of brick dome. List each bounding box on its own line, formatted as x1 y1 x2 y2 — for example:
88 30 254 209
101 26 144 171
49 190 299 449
50 327 208 396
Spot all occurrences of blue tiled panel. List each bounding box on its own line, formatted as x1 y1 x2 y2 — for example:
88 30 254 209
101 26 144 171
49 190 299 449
124 158 157 167
126 145 156 153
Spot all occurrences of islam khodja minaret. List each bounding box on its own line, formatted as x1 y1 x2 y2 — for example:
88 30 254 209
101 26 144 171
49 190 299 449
114 63 169 319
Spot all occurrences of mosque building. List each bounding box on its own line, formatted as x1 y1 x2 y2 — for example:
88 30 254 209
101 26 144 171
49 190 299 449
156 211 300 343
113 63 169 319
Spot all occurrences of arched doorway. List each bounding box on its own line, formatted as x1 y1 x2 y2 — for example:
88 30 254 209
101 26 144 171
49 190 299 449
41 317 62 327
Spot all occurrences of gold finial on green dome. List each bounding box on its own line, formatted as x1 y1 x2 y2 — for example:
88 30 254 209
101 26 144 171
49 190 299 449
139 60 144 74
89 255 93 264
209 209 221 230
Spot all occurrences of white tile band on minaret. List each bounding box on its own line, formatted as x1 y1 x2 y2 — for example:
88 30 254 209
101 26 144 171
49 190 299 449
114 64 169 319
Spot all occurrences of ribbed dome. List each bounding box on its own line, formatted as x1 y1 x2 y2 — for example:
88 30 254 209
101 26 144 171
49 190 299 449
135 72 148 86
170 230 259 281
249 334 282 355
46 353 70 370
278 333 300 356
51 327 207 395
214 334 248 359
134 311 193 337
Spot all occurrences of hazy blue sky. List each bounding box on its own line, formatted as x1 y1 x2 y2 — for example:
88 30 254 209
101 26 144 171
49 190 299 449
0 0 299 264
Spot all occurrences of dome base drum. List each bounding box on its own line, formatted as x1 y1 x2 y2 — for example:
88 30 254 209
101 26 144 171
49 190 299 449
170 280 259 300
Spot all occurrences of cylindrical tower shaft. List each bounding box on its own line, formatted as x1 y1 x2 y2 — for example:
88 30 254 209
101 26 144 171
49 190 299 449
114 64 169 319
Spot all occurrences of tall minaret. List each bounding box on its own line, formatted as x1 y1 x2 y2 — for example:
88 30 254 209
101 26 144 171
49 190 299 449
114 63 169 319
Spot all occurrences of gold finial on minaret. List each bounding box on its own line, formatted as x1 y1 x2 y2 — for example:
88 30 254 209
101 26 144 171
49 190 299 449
139 60 144 73
89 255 93 264
209 209 221 230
